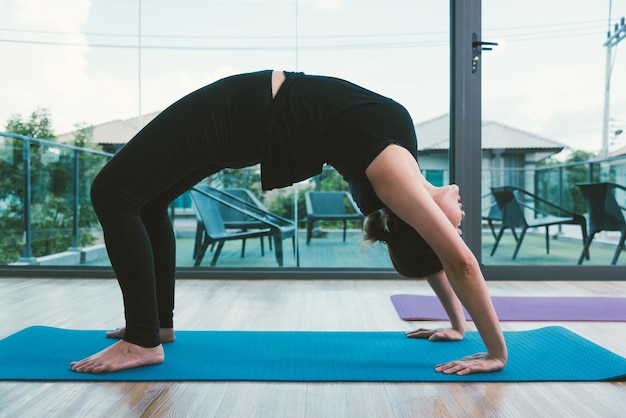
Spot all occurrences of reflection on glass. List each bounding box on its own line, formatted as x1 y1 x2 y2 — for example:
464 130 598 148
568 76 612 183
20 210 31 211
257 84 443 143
0 136 23 265
174 167 392 269
482 1 626 266
0 134 109 266
2 1 450 269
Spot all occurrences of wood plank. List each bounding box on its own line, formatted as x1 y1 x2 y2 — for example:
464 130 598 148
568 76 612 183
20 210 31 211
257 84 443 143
1 278 625 417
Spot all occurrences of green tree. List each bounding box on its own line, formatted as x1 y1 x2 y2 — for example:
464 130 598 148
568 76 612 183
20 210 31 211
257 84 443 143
47 123 103 249
6 107 55 139
536 150 596 215
0 109 55 263
264 187 309 226
0 110 103 264
318 168 350 192
563 150 597 214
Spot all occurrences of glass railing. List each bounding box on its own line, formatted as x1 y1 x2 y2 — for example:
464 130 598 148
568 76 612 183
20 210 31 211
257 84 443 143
173 165 391 269
3 131 626 269
483 158 626 212
0 132 112 266
0 133 391 269
481 156 626 266
3 0 451 273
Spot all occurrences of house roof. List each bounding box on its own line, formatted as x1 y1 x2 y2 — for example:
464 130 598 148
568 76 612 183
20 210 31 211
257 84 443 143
57 111 565 154
610 145 626 158
56 111 160 144
416 114 566 152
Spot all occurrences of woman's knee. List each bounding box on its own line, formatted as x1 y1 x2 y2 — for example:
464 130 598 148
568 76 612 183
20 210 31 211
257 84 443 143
140 204 170 224
90 169 136 216
90 171 110 212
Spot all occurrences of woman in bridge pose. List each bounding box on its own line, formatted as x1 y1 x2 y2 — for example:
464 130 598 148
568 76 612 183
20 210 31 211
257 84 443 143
70 70 507 376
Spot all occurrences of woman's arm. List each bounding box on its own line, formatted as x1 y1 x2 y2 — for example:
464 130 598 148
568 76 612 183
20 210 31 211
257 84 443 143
366 144 507 375
406 270 466 341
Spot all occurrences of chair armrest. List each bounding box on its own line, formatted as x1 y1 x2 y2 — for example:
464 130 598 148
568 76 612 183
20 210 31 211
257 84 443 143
342 191 364 216
611 184 626 212
192 186 294 229
515 188 582 219
304 192 314 216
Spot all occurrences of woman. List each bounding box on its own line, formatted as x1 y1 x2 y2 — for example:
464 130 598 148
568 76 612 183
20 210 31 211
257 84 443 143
70 70 507 375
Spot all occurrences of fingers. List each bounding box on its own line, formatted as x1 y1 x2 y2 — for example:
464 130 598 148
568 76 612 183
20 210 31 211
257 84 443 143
435 361 477 376
406 328 464 341
405 328 436 339
435 353 505 375
436 360 480 375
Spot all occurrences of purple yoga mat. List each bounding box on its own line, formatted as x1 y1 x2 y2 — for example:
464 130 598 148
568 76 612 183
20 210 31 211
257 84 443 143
391 294 626 321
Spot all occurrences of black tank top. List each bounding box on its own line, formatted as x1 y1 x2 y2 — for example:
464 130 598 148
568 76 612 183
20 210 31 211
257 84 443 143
261 72 418 215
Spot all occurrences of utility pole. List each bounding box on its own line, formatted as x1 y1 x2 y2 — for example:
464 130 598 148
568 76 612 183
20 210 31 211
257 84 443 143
600 16 625 161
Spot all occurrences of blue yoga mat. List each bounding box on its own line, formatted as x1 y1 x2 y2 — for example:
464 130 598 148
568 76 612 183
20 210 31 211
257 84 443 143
1 326 625 382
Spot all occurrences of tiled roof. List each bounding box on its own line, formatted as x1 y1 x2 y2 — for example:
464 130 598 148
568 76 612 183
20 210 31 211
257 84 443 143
56 111 160 144
610 145 626 158
57 111 565 153
415 114 565 151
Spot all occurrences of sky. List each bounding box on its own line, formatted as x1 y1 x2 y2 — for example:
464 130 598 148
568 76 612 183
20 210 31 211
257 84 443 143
0 0 625 155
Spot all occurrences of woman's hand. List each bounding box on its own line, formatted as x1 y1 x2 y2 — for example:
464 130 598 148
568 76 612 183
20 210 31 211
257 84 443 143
435 352 506 375
405 327 464 341
429 185 465 235
366 145 508 376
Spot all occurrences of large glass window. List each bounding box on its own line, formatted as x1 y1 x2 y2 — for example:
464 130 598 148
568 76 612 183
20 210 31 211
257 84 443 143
1 1 450 270
482 1 626 267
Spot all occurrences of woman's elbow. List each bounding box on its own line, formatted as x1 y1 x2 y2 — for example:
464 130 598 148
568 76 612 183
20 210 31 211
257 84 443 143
444 251 481 282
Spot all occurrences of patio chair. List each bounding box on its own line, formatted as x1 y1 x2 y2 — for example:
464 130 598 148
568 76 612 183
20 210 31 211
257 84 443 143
482 201 505 240
192 187 272 260
489 186 587 260
221 188 274 253
305 191 364 245
576 182 626 265
190 185 295 267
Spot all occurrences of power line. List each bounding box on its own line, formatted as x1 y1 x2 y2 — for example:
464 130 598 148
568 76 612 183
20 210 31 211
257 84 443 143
0 26 448 41
0 19 613 51
0 37 449 50
0 18 608 41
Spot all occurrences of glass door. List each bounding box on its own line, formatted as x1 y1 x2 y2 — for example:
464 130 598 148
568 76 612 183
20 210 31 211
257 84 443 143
481 1 626 278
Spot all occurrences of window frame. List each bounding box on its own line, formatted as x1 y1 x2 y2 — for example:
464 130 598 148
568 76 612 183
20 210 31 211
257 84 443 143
1 0 624 280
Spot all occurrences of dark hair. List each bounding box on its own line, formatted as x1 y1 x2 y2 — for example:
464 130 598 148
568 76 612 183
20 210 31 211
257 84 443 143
364 209 443 277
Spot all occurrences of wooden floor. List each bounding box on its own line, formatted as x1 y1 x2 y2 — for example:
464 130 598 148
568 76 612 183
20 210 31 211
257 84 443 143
1 278 626 417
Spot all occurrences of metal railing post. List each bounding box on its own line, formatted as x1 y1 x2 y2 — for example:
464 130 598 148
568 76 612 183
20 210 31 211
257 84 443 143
18 138 36 263
69 149 80 251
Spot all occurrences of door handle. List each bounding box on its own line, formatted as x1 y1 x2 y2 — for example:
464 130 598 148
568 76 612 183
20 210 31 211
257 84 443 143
472 33 498 73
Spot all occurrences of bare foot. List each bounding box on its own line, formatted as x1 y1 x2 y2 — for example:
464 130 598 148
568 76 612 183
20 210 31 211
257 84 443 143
105 327 175 343
70 340 164 373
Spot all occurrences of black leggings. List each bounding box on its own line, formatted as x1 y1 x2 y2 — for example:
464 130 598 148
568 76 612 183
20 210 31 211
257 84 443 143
90 71 272 347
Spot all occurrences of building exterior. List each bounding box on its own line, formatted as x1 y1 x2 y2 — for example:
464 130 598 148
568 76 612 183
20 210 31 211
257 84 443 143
57 111 160 154
57 111 566 202
415 114 565 196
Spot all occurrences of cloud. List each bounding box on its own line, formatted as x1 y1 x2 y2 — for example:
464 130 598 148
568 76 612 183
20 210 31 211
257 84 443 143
301 0 345 12
0 0 93 134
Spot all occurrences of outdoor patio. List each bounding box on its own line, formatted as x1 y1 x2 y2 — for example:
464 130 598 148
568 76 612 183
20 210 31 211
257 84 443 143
82 219 626 268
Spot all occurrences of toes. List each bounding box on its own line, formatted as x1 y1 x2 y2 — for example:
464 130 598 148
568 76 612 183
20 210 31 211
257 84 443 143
70 359 93 373
105 328 125 339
